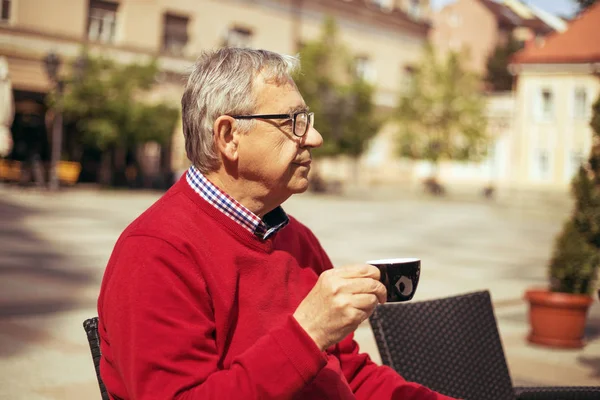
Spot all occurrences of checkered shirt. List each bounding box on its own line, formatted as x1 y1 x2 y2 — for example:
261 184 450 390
186 165 289 240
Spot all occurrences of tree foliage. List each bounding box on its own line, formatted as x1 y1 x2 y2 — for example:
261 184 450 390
58 54 179 153
485 35 522 92
393 44 489 172
574 0 597 12
549 94 600 295
294 17 381 158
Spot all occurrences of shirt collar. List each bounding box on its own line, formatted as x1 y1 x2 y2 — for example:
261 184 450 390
186 166 289 240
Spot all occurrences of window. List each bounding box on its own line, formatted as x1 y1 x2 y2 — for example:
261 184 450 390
162 13 189 56
448 12 462 27
355 56 376 83
574 87 588 120
541 89 553 118
537 149 550 180
401 65 415 93
408 0 421 20
536 88 554 121
1 0 11 22
225 26 253 48
371 0 393 11
87 0 118 43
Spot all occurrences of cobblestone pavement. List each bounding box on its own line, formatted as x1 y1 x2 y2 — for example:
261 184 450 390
1 185 599 399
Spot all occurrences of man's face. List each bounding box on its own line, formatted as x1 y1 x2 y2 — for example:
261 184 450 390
236 78 323 198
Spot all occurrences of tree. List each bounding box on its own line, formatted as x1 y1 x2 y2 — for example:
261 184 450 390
485 35 522 92
548 94 600 295
574 0 597 13
393 44 489 184
55 53 179 186
294 17 381 162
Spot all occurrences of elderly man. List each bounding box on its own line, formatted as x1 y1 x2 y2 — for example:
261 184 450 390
98 48 454 400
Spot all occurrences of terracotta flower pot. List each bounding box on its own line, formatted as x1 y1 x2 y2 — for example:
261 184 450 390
524 288 593 349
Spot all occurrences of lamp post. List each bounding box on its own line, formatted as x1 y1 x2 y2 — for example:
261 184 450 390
44 51 86 190
44 51 63 191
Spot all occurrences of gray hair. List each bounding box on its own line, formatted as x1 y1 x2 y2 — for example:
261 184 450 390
182 48 301 173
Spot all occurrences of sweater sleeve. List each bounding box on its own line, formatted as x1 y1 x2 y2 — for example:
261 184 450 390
333 335 457 400
99 235 327 400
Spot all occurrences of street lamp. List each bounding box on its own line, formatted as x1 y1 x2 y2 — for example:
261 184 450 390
44 51 64 191
44 51 86 191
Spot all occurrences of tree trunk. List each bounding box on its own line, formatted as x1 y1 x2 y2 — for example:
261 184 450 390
351 156 360 186
113 145 128 187
431 160 439 181
114 146 126 170
424 160 445 196
160 142 173 189
99 150 112 186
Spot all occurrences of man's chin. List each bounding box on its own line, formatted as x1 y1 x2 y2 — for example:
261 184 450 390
289 178 310 194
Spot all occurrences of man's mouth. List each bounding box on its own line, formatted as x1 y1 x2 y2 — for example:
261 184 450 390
294 160 312 166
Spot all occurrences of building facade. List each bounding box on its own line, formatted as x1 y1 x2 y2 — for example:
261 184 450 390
352 91 513 189
510 3 600 190
0 0 431 180
430 0 558 77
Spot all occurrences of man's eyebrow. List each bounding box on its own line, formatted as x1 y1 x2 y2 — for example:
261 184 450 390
285 105 310 114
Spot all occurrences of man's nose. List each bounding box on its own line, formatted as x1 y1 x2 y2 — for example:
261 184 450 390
302 125 323 148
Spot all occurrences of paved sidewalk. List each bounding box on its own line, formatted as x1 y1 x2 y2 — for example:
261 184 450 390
0 185 598 399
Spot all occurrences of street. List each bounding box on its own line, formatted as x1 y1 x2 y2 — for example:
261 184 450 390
1 185 599 399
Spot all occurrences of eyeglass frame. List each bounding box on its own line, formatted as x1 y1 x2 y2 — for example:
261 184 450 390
230 111 315 138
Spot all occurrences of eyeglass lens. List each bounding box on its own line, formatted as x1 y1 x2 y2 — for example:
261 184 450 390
294 112 314 137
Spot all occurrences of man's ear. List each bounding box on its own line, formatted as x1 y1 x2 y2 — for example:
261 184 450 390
213 115 240 162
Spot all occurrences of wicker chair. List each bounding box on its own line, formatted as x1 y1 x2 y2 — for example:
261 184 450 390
368 290 600 400
83 317 109 400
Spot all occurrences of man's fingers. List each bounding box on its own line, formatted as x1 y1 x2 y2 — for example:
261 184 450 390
367 279 387 304
373 283 387 304
338 278 387 303
350 293 380 313
334 264 380 280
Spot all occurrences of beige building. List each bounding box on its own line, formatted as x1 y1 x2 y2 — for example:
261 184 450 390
352 0 586 194
430 0 558 78
351 91 513 189
509 2 600 190
0 0 431 182
358 2 600 195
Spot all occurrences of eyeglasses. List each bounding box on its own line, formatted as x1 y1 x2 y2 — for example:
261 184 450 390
231 111 315 138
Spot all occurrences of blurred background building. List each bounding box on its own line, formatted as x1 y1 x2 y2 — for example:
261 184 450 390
361 0 598 196
0 0 432 185
510 2 600 190
430 0 564 76
0 0 596 197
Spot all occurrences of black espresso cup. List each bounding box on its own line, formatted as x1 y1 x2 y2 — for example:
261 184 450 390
367 258 421 302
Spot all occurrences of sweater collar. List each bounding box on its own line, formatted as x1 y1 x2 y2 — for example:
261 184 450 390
185 166 289 240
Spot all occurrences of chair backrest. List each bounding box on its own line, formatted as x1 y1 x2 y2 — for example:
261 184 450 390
83 317 110 400
369 290 515 400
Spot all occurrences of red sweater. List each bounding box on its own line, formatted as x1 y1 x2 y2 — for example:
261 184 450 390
97 177 454 400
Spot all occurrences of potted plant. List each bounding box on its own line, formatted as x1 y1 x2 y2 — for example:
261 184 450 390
525 211 598 348
525 95 600 348
57 159 81 185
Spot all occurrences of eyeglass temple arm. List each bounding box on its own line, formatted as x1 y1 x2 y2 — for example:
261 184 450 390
232 114 291 120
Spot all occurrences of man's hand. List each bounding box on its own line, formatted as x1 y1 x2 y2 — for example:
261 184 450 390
293 264 387 351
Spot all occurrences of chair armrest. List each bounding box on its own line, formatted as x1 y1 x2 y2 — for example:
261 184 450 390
515 386 600 400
